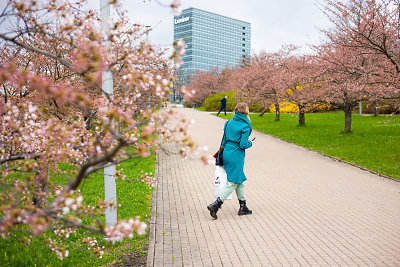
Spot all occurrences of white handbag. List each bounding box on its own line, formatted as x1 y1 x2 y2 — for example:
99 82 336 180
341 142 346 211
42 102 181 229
214 166 232 200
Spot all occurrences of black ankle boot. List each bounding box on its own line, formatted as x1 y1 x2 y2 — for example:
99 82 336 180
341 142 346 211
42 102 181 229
238 200 252 215
207 197 223 219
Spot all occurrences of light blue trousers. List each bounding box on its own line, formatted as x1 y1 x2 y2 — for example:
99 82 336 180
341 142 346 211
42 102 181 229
219 181 245 202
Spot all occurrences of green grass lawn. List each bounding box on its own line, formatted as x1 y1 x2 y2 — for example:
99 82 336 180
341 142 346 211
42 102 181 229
214 112 400 180
0 153 155 266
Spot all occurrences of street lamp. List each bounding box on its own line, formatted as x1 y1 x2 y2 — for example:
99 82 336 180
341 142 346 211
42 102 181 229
100 0 117 227
145 25 151 43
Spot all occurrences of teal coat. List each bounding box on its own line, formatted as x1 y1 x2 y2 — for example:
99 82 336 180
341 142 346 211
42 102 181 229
222 112 253 184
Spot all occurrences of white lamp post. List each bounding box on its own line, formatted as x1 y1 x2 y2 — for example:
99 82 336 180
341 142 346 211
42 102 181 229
100 0 117 227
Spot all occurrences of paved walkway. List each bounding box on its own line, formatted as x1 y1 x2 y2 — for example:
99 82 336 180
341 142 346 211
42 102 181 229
147 108 400 267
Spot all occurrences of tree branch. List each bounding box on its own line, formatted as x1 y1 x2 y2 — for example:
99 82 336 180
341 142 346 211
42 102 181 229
0 153 40 165
0 33 72 70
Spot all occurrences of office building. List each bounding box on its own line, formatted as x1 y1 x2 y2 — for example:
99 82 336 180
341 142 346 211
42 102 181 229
173 7 251 89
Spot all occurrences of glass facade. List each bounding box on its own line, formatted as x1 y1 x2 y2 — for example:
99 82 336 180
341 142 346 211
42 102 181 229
174 7 251 87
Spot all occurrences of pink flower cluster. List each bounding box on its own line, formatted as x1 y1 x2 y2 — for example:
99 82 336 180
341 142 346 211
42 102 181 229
105 217 147 242
48 238 69 260
82 237 105 258
140 171 155 188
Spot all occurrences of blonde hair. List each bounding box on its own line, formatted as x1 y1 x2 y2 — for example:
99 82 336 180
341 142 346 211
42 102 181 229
234 102 249 115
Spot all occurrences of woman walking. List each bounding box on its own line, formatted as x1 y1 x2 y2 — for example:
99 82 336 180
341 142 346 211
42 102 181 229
207 102 254 219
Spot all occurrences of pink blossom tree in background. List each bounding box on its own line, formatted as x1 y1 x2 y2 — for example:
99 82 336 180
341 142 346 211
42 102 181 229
280 53 323 125
0 0 197 259
321 0 400 113
316 0 400 132
234 51 288 120
186 67 234 107
315 44 369 132
315 40 396 132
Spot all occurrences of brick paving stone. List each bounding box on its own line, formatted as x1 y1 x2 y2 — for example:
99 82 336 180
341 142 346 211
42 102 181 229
147 108 400 267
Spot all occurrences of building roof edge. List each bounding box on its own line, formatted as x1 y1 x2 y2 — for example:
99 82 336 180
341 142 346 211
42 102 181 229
178 7 251 25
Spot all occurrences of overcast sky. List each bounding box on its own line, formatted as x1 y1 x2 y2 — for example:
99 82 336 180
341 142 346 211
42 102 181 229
115 0 332 55
0 0 332 55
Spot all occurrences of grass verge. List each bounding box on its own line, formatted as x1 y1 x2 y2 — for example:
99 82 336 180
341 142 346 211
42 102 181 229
0 153 155 266
214 112 400 180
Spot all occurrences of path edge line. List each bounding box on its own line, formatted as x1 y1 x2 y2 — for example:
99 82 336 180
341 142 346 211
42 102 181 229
146 152 159 267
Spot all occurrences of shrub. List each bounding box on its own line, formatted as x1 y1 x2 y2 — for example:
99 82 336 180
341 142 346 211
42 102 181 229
184 102 194 108
202 91 265 112
203 91 237 111
363 100 400 114
306 103 340 113
268 102 299 113
248 102 265 112
268 102 340 113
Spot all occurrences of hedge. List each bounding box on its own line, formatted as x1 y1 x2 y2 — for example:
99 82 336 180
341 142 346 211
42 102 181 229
203 91 237 111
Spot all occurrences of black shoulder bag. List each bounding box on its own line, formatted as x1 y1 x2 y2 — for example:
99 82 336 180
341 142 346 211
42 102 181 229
213 120 230 166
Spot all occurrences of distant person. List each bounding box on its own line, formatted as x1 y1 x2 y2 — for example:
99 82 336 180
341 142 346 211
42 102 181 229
217 96 227 116
207 102 254 219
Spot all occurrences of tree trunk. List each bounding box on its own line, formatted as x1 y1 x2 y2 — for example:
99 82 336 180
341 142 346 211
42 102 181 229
33 174 48 208
343 103 352 133
373 101 379 116
298 106 305 125
3 85 7 103
259 107 268 117
274 102 280 121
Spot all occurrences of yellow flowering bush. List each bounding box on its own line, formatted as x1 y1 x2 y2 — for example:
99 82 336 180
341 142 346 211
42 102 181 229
268 102 299 113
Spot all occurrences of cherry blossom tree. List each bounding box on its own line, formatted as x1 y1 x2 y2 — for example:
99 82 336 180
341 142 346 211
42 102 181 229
186 67 234 107
234 51 288 120
316 0 400 132
0 0 197 260
280 53 323 125
315 42 388 132
321 0 400 114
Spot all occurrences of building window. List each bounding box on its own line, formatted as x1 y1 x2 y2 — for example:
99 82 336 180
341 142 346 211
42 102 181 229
242 44 245 47
242 38 245 41
242 32 245 35
242 49 245 52
243 26 246 30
